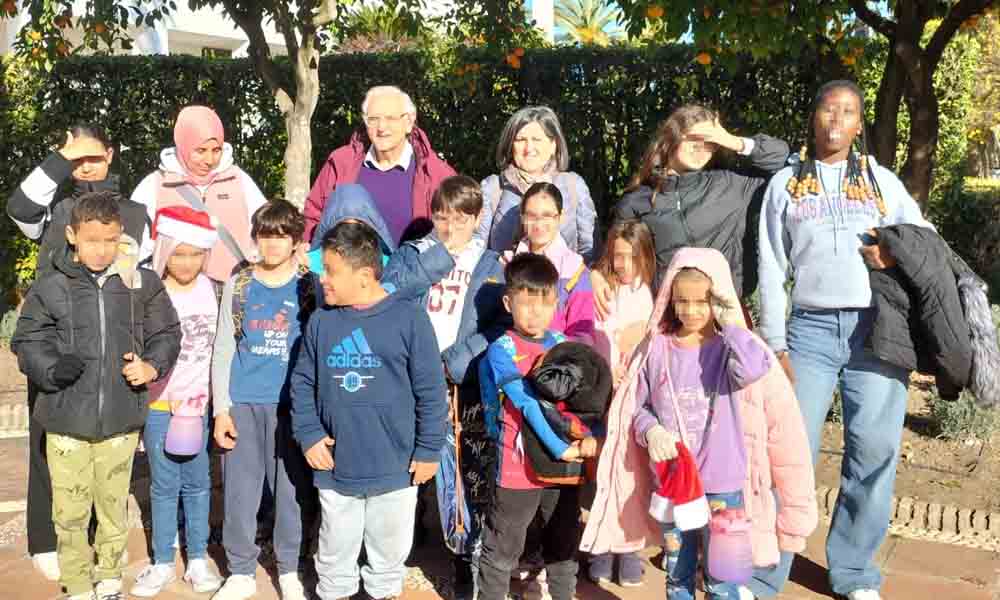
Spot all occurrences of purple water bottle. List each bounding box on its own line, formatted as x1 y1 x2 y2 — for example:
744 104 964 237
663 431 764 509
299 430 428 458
707 507 753 584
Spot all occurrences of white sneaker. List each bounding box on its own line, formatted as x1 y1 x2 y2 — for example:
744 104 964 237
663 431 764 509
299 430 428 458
212 574 257 600
95 578 125 600
738 586 756 600
32 551 61 581
278 572 307 600
185 558 224 593
848 590 882 600
131 563 177 597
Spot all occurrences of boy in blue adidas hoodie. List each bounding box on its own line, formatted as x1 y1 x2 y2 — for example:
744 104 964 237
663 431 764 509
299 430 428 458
291 221 448 600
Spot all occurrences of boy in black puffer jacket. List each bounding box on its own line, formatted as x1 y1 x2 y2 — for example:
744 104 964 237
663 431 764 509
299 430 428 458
11 191 180 600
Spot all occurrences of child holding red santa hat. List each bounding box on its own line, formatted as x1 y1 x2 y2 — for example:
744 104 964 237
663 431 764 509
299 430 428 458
131 205 225 597
580 248 817 600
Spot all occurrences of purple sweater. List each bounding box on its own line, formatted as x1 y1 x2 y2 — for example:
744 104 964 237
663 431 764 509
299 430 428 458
357 157 417 244
633 325 771 493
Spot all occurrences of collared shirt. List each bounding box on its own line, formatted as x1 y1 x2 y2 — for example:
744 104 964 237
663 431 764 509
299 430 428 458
363 141 414 172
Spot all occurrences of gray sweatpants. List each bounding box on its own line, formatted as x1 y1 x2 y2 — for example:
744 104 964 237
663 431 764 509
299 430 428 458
223 403 312 576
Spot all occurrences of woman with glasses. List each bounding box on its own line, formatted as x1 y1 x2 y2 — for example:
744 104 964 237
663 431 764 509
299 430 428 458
591 106 789 321
479 106 598 263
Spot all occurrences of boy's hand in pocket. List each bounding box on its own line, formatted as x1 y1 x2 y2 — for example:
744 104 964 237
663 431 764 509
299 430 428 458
305 437 336 471
410 460 438 485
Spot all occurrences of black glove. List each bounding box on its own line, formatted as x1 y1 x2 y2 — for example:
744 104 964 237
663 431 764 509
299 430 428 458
51 354 85 388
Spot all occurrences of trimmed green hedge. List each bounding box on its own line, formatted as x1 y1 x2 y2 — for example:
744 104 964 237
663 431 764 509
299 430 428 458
931 178 1000 301
0 46 826 296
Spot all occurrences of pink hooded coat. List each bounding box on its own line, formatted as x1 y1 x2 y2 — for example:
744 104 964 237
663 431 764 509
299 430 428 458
580 247 817 568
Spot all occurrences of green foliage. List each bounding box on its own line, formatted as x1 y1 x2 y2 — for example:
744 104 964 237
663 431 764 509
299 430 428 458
930 178 1000 301
930 389 1000 442
858 23 981 202
554 0 625 46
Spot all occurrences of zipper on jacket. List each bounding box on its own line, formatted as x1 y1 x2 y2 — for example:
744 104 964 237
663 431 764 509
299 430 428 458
97 284 107 437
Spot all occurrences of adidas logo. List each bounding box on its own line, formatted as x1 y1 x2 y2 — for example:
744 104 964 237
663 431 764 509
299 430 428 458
326 328 383 369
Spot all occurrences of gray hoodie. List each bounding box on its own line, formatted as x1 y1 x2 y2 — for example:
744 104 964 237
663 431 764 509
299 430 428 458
757 156 933 352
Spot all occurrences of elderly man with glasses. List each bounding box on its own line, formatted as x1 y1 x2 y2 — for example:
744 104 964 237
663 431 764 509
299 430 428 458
304 85 457 245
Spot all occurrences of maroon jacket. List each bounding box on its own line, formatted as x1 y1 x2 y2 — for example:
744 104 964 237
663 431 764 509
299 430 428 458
304 127 457 242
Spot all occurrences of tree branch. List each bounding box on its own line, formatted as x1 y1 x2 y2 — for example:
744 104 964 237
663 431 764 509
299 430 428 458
848 0 896 38
926 0 992 70
272 1 301 60
313 0 337 26
220 0 294 109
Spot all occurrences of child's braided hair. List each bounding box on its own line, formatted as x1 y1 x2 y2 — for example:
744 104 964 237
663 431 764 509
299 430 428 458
785 80 887 217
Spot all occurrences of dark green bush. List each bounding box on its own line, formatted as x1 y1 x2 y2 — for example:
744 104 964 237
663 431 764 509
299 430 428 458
930 177 1000 302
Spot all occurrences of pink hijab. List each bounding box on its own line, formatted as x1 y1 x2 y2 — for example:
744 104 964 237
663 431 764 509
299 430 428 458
173 106 225 185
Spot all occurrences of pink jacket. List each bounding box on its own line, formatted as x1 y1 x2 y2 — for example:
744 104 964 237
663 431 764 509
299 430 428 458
592 281 653 376
580 247 817 567
303 127 457 242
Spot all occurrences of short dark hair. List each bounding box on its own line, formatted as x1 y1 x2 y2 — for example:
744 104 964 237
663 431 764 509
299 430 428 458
251 199 305 242
522 182 563 214
504 253 558 296
321 221 383 279
69 122 111 149
70 191 122 230
431 175 484 216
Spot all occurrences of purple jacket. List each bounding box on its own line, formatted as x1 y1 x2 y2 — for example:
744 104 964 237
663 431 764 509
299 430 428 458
304 127 457 242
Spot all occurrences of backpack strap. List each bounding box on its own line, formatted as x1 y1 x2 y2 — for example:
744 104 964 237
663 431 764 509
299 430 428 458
175 184 247 264
230 262 254 342
564 263 586 294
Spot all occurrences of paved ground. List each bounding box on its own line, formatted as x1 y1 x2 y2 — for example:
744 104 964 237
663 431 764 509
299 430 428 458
0 437 996 600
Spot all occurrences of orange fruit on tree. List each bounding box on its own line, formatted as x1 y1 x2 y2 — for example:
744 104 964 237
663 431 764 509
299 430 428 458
29 29 41 42
646 5 664 19
514 47 525 57
695 52 712 65
1 0 16 15
93 22 107 34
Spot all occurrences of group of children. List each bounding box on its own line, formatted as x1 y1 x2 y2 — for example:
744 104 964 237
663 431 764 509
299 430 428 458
14 77 941 600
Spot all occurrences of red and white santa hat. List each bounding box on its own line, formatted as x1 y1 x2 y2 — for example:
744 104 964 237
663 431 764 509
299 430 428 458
152 205 218 249
649 442 710 530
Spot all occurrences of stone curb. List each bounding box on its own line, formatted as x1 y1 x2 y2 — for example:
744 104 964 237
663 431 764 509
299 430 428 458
0 404 29 438
817 485 1000 548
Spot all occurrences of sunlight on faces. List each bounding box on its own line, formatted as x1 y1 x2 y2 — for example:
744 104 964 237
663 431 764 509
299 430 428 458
814 87 862 158
512 121 557 175
671 272 716 337
364 93 414 157
71 137 113 182
255 234 297 269
431 208 480 251
504 287 558 339
66 219 122 272
165 243 208 286
522 192 561 249
321 249 374 306
189 138 223 177
612 237 638 286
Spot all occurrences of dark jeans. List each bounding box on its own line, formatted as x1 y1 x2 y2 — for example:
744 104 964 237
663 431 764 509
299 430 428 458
478 486 581 600
27 382 57 555
222 403 314 576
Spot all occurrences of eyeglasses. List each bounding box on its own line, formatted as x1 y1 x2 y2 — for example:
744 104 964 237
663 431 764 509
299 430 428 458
522 214 560 226
363 112 411 127
431 213 475 227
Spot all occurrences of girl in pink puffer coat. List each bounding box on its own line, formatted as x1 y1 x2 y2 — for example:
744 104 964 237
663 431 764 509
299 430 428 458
580 247 817 594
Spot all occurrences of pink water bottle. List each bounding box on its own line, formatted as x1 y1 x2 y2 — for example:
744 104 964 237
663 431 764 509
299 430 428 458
707 508 752 584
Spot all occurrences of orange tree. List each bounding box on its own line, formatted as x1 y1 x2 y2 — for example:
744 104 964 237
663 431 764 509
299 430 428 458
614 0 1000 206
0 0 531 209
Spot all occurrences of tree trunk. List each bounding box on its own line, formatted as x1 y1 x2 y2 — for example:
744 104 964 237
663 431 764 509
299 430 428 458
280 43 321 210
899 72 938 206
870 41 905 169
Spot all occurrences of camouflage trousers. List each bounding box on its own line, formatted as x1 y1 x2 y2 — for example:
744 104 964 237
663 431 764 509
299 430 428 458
47 431 140 596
